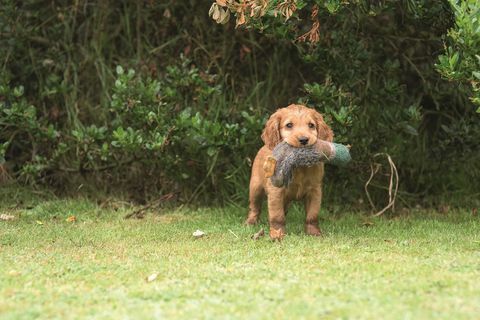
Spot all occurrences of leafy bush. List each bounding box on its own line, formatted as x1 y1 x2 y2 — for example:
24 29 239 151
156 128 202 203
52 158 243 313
0 75 59 182
1 0 479 206
436 0 480 110
2 55 265 201
1 0 294 202
208 0 480 204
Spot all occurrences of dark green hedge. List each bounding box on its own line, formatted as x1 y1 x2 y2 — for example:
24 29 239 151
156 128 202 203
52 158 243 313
1 0 478 206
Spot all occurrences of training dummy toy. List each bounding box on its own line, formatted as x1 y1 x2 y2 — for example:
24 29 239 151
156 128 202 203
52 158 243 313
264 140 351 188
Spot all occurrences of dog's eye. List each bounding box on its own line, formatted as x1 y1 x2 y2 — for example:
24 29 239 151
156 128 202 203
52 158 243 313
285 123 293 128
308 123 315 129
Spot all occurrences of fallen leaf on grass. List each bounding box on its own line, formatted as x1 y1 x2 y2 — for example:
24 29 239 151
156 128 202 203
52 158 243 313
146 273 158 282
193 230 205 238
66 215 76 222
251 229 265 240
0 214 15 221
36 220 44 225
8 270 21 276
437 204 450 214
400 240 410 246
362 221 374 227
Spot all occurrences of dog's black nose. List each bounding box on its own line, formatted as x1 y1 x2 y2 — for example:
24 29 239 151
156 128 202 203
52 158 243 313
299 137 309 145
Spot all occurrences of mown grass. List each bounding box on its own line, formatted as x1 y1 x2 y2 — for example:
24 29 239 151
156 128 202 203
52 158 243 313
0 187 479 319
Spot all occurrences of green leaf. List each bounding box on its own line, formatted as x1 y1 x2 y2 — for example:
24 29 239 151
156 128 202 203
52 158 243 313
207 147 217 157
450 52 459 67
402 124 419 136
13 86 24 97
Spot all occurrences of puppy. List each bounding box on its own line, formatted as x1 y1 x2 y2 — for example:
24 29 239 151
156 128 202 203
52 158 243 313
245 104 333 240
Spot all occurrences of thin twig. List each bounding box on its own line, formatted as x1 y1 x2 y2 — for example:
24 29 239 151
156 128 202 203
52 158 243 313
365 153 399 217
364 163 380 212
124 192 176 219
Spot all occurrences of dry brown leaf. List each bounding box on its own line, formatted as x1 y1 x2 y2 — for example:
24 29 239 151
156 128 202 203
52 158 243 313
362 221 374 227
236 12 246 27
209 3 231 25
437 204 450 214
212 6 220 20
8 270 21 277
297 20 320 43
251 228 265 240
193 229 206 238
0 214 15 221
296 4 321 44
276 0 297 20
163 9 171 18
219 9 231 24
209 3 217 17
146 273 158 282
241 45 251 53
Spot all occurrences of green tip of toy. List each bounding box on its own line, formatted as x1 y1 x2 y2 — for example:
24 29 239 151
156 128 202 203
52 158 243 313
330 143 351 166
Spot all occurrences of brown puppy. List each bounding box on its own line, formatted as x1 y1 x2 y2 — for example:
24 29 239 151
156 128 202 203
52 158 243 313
245 104 333 240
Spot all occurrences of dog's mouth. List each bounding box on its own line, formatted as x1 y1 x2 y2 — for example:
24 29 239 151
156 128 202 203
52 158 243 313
283 138 316 148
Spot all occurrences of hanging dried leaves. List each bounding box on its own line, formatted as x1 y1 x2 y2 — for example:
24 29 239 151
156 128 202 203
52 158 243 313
249 0 269 18
276 0 297 20
207 0 321 43
297 5 320 43
297 20 320 43
209 2 231 25
236 11 246 27
209 0 269 27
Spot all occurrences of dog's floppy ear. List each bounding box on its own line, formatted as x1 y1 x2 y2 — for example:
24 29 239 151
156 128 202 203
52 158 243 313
261 111 282 150
313 111 334 142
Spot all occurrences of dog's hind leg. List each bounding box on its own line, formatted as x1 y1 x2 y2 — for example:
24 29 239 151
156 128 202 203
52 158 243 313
304 188 323 236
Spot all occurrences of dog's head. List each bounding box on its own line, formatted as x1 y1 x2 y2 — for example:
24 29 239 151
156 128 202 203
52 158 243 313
261 104 333 149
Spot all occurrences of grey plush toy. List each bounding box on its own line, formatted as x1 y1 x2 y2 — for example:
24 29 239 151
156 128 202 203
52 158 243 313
264 140 351 188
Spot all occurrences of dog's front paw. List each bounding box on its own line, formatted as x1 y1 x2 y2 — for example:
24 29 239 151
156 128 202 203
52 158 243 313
305 224 323 237
245 216 259 225
269 227 286 241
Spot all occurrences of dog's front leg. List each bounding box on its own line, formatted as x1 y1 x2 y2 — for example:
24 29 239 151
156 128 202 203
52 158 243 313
267 190 287 240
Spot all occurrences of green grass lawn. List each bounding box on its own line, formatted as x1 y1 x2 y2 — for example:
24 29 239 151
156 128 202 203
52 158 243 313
1 189 479 319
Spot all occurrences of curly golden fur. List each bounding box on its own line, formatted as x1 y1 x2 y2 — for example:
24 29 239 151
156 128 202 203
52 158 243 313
246 104 333 240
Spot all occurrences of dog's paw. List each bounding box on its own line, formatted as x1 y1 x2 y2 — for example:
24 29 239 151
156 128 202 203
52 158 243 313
245 216 259 225
305 224 323 237
269 227 286 241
